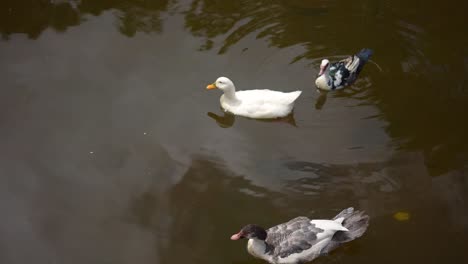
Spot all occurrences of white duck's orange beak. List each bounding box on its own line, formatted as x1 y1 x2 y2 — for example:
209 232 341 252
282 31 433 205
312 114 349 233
206 83 217 90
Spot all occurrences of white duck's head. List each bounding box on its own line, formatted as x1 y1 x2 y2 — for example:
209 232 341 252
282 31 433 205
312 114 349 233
206 76 235 92
318 59 330 76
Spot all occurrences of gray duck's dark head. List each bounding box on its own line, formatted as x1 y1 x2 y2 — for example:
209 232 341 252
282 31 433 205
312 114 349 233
230 224 267 241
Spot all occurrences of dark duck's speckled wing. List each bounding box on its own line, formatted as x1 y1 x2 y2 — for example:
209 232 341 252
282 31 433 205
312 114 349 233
316 49 373 90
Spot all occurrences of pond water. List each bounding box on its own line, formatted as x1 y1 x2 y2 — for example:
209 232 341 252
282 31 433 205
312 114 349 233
1 0 467 263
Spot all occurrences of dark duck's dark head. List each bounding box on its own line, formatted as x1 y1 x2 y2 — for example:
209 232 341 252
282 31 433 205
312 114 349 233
231 224 267 241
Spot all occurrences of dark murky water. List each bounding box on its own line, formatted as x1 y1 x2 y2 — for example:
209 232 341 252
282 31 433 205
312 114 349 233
1 0 467 263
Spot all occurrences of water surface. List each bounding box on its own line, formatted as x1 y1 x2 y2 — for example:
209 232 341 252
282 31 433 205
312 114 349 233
1 0 467 264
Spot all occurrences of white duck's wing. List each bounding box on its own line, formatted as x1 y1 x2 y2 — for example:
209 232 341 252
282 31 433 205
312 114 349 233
269 90 302 105
232 90 301 118
236 90 301 106
228 90 266 117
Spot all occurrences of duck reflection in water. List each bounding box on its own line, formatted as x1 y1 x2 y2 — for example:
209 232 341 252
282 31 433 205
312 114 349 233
207 111 297 128
207 111 236 128
314 89 328 110
314 77 373 111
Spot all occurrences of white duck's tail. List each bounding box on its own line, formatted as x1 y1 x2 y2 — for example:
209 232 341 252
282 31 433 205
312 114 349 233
285 91 302 105
320 207 369 255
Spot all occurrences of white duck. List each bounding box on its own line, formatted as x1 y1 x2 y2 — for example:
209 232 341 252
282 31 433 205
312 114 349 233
315 48 373 90
206 77 302 119
230 207 369 264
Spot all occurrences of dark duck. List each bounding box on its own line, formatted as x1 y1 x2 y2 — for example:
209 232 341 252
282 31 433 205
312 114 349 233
315 49 373 90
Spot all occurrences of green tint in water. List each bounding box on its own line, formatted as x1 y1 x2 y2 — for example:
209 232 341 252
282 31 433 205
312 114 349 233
0 0 467 264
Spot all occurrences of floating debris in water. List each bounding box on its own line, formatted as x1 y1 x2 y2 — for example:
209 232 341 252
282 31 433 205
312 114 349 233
393 211 410 221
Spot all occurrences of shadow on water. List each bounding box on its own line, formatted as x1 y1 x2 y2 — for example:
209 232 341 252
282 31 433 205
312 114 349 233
1 0 338 54
158 156 375 264
0 0 172 39
158 156 282 263
183 0 331 54
159 155 467 263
